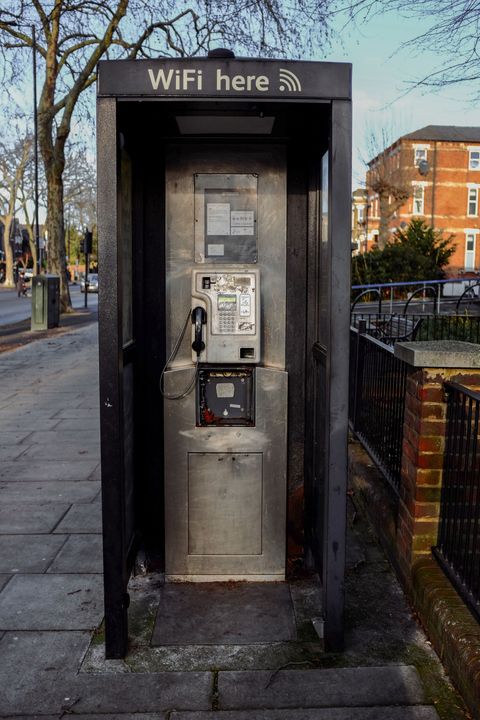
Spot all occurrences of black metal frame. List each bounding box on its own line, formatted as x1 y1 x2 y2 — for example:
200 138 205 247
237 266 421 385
349 327 407 494
97 58 352 657
434 381 480 621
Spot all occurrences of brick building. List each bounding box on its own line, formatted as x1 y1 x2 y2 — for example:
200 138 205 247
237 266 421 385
353 126 480 275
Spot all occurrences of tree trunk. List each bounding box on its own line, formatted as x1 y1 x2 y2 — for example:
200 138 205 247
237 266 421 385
3 215 15 287
45 161 71 312
378 194 391 250
26 224 38 272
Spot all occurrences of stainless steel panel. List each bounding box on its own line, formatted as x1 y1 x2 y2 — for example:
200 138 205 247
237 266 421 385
165 145 286 370
164 367 287 577
188 453 262 556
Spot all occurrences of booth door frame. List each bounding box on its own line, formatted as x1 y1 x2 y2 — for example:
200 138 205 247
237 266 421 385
97 96 351 658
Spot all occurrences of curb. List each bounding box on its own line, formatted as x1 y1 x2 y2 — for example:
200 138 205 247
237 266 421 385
412 558 480 720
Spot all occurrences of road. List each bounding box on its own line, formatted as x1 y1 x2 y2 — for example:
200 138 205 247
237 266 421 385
0 283 98 326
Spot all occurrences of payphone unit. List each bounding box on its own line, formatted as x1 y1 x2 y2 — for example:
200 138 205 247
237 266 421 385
191 268 260 363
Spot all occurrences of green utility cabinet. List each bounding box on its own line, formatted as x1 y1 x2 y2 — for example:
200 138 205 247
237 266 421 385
31 274 60 331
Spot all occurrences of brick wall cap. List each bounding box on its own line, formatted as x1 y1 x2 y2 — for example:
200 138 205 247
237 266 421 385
394 341 480 368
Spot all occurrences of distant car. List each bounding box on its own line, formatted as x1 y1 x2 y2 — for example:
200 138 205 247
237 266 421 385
23 268 34 279
80 273 99 293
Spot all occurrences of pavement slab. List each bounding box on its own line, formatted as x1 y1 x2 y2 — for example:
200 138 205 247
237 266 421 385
0 480 100 504
0 630 91 714
26 429 101 444
0 459 99 481
0 573 104 630
0 534 67 573
0 501 70 533
20 441 100 461
172 709 440 719
54 502 102 533
152 582 296 646
47 534 103 573
0 575 12 592
217 666 427 709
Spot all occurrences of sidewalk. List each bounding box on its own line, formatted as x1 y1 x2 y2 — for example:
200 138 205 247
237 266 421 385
0 323 469 718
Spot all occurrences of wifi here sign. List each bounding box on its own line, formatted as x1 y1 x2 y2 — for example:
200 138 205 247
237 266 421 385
97 59 351 100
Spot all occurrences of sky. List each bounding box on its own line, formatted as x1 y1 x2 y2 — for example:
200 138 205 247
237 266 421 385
319 9 480 187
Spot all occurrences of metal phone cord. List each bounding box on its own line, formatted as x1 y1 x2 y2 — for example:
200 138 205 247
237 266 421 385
159 308 199 400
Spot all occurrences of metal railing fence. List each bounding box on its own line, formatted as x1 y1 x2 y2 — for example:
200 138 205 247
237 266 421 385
433 382 480 621
351 313 480 346
350 326 407 493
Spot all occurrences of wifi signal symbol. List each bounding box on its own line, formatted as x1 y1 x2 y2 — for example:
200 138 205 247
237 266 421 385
278 68 302 92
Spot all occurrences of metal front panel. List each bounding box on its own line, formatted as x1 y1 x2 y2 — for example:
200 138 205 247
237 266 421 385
188 453 263 556
165 145 286 370
164 367 287 577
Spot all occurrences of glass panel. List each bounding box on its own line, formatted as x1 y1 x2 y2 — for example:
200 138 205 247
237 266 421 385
119 150 133 346
470 151 480 170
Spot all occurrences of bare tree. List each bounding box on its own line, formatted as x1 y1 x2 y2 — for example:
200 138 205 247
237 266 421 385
346 1 480 93
0 1 336 311
0 133 32 287
366 129 411 249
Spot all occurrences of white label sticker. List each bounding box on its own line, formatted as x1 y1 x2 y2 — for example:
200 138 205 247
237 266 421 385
229 404 241 409
207 203 230 235
231 210 254 227
231 226 254 236
207 244 225 256
216 383 235 398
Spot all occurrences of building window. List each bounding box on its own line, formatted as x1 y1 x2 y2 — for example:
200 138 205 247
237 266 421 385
413 185 424 215
465 232 477 270
357 206 365 223
469 149 480 170
414 147 427 166
468 187 479 216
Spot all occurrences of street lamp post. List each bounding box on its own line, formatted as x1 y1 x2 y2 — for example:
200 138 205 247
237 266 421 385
32 24 41 275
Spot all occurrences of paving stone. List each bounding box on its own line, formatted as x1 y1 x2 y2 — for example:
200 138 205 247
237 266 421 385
152 583 296 645
26 429 100 444
217 666 426 709
0 574 104 630
71 673 212 714
0 480 100 504
0 418 60 431
0 445 30 460
0 502 70 533
0 575 12 592
1 716 167 720
56 418 100 431
54 503 102 533
172 709 440 719
48 534 103 573
20 441 100 461
0 535 67 573
55 408 103 419
0 430 32 443
0 631 91 715
0 459 99 481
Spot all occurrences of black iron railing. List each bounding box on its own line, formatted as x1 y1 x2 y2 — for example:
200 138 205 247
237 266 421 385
350 327 407 493
433 382 480 621
351 313 480 346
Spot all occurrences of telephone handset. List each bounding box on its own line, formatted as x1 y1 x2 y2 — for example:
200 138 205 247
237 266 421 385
191 306 207 356
191 268 260 364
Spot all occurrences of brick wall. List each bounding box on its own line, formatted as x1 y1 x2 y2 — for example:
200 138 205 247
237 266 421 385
396 366 480 585
363 137 480 271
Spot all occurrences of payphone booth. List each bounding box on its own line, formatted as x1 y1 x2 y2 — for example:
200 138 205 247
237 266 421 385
97 55 351 659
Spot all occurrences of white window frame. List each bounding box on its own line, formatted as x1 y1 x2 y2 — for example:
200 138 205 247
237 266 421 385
467 184 479 216
413 146 428 167
465 230 478 270
412 184 425 215
468 148 480 171
357 206 365 223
